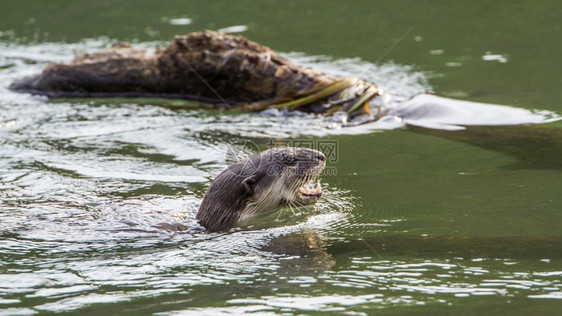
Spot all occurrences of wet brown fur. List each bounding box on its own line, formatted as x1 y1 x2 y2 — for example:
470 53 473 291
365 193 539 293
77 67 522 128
196 147 325 232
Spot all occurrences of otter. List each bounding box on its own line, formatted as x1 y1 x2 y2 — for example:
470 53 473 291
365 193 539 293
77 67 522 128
196 147 326 232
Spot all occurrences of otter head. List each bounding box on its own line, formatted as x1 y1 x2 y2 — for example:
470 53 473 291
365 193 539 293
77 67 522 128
196 147 326 232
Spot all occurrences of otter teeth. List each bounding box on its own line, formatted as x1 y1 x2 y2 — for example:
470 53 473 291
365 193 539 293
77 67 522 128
298 180 322 197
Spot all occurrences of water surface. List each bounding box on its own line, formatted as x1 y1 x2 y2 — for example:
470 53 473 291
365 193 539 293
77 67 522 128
1 1 561 315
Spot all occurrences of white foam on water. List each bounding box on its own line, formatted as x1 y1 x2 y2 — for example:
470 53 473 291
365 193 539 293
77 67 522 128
217 25 248 34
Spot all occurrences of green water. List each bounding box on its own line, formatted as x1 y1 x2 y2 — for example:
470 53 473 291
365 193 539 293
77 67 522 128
1 1 561 315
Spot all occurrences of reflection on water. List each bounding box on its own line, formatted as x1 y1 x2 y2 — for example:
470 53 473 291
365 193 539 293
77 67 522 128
410 124 562 170
1 37 561 315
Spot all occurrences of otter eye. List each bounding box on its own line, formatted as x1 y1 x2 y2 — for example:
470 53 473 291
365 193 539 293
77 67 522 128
284 154 297 166
287 157 297 166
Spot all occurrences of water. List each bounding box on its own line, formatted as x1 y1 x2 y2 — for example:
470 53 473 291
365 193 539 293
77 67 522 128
1 1 561 315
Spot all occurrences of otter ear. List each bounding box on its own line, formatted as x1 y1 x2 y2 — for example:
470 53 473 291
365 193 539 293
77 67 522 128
242 176 256 196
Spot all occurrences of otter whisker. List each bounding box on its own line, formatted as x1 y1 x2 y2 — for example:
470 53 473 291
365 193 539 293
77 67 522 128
275 207 284 221
283 203 296 217
291 202 303 215
290 200 309 210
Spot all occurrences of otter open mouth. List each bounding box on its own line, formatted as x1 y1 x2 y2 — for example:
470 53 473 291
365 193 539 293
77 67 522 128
297 179 322 203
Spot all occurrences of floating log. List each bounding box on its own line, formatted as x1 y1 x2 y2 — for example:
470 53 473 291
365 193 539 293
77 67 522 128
10 30 382 120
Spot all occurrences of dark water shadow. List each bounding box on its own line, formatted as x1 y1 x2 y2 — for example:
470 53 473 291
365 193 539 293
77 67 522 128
408 124 562 170
329 235 562 259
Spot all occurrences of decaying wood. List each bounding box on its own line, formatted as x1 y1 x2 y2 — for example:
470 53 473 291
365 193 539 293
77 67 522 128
10 30 382 118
